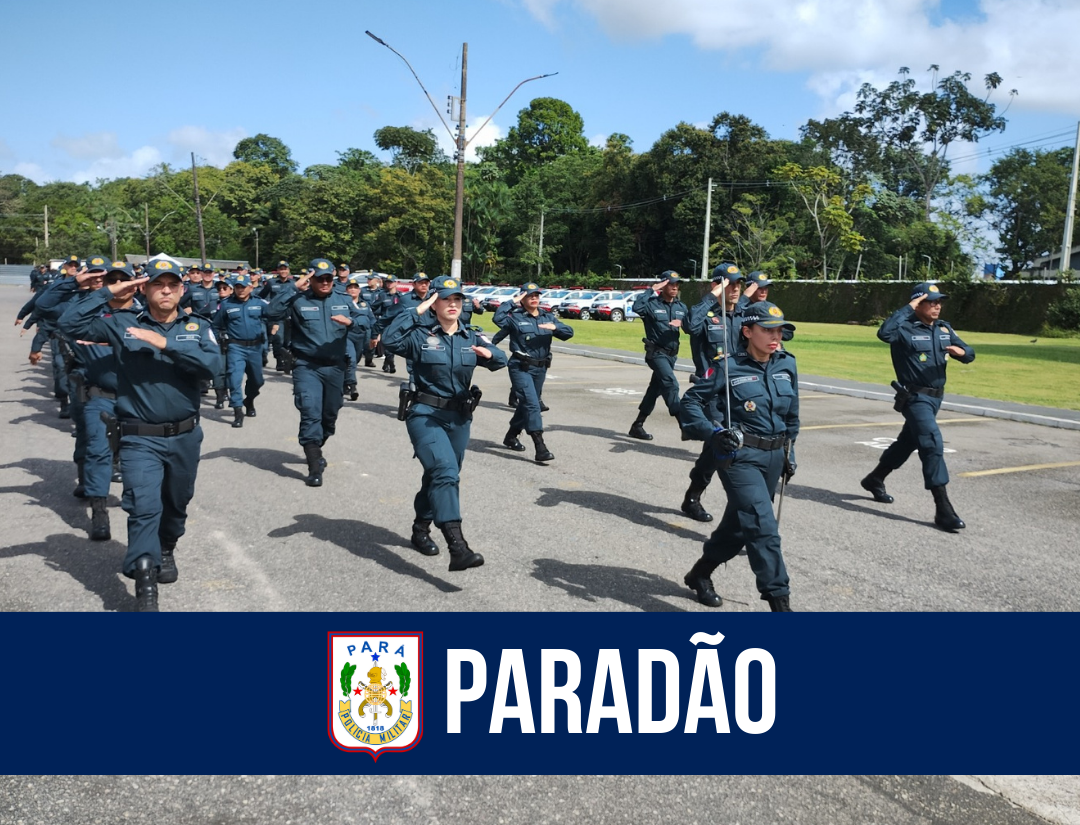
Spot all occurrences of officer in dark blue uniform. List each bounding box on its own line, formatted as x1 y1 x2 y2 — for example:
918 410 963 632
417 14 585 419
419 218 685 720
180 266 216 318
213 272 270 428
376 275 400 373
268 258 369 487
680 301 799 611
343 274 377 400
59 259 222 611
383 275 507 570
493 281 574 462
358 272 384 367
860 282 975 531
260 260 295 371
680 263 746 522
21 254 81 417
628 271 689 440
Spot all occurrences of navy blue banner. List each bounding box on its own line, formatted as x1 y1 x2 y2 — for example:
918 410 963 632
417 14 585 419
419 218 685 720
2 613 1076 773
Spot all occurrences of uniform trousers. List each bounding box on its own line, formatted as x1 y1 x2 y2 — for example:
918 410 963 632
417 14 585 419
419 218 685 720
119 427 203 575
82 394 116 498
879 393 948 488
405 406 470 526
508 360 546 433
227 344 264 408
703 446 790 599
48 336 70 399
292 360 345 446
637 352 681 418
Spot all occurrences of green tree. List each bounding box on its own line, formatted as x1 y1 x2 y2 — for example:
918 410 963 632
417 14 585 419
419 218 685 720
479 97 589 186
373 126 445 172
232 134 298 176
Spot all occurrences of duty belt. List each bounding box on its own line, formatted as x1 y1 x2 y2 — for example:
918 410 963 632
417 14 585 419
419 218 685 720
906 385 944 398
230 337 264 347
512 352 552 368
296 353 344 367
741 432 787 451
414 391 473 413
119 415 198 437
643 340 678 357
87 386 116 400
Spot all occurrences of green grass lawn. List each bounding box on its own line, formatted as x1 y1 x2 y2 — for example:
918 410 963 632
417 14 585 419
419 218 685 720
475 315 1080 410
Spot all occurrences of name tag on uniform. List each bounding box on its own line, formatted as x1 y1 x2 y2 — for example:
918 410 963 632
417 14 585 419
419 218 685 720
773 373 791 381
330 304 349 312
300 306 320 313
175 334 201 341
731 376 758 386
912 335 931 341
227 307 241 313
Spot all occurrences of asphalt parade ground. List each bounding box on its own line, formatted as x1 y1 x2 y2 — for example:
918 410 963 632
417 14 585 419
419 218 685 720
2 285 1078 613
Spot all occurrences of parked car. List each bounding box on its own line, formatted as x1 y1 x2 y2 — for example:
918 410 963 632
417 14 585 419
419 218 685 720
593 291 639 322
539 289 570 313
560 290 622 320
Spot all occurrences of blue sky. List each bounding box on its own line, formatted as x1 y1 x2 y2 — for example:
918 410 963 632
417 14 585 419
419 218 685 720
1 0 1077 185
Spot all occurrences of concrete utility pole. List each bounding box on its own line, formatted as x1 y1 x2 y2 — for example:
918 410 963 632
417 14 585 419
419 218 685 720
43 205 49 250
537 209 544 279
452 43 468 281
144 203 150 260
701 178 714 279
191 152 207 266
1060 121 1080 275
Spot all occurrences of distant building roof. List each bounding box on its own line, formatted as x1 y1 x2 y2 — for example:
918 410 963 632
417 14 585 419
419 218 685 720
125 254 251 269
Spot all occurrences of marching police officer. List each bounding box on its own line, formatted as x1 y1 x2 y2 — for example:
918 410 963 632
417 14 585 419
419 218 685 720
20 254 81 417
680 301 799 611
377 275 400 373
681 262 746 522
359 272 384 367
628 271 689 440
382 275 507 570
343 274 377 401
268 258 369 487
213 272 270 427
494 281 574 463
860 282 975 531
59 259 222 611
180 266 216 318
260 260 295 372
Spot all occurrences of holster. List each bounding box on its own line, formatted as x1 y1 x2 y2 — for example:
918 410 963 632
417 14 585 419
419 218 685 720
101 411 119 455
70 372 89 403
891 380 912 412
397 381 416 421
467 385 483 414
279 348 297 370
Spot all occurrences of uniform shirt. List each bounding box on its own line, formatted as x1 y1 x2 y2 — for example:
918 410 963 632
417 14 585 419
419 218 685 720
180 283 218 319
267 287 366 362
19 276 74 333
58 287 222 424
258 276 294 301
492 302 574 359
382 307 507 400
878 306 975 390
681 348 800 446
346 297 378 344
377 289 426 336
632 290 688 353
212 294 271 342
686 293 743 380
35 279 124 391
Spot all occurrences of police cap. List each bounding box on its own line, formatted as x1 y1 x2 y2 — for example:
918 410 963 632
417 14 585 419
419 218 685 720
84 255 110 273
431 275 466 299
742 301 795 331
910 282 948 301
712 262 744 283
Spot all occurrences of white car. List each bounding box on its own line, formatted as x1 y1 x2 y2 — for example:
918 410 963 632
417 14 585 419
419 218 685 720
560 290 622 320
592 291 640 322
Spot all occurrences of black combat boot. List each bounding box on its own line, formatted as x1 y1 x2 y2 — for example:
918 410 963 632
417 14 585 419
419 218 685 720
111 457 122 484
507 391 518 408
244 395 257 417
680 482 712 522
861 461 895 503
931 485 965 531
628 416 653 440
73 461 86 498
58 394 71 419
410 520 439 556
232 407 245 428
364 354 375 367
89 496 110 541
214 388 227 409
683 557 723 607
539 398 549 412
503 428 526 452
159 542 178 584
133 555 159 612
766 594 793 612
344 382 359 401
441 521 484 571
529 431 554 462
303 443 325 487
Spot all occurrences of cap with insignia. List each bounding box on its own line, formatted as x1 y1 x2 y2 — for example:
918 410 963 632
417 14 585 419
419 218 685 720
232 273 253 287
276 260 291 270
520 282 543 295
910 282 948 301
742 301 795 331
748 270 772 288
711 262 745 283
347 275 364 287
660 269 682 284
413 272 431 283
85 255 110 273
62 254 80 267
105 260 133 280
431 275 466 299
309 258 335 278
145 259 182 282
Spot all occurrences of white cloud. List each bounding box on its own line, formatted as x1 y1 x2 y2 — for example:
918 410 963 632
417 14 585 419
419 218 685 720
432 117 505 163
13 162 48 183
51 131 126 161
589 132 607 148
166 125 247 167
532 0 1080 116
72 147 163 184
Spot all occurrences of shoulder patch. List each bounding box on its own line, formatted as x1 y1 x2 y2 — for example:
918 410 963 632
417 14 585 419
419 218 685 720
185 322 199 331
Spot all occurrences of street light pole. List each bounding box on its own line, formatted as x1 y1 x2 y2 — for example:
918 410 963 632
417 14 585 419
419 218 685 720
922 254 932 279
253 227 260 270
614 264 623 278
688 259 696 277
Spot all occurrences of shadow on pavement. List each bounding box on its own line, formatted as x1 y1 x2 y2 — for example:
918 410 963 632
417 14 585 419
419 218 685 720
535 486 709 542
267 513 464 593
546 423 694 462
201 446 307 481
785 483 930 527
530 558 688 612
0 457 104 532
0 532 132 612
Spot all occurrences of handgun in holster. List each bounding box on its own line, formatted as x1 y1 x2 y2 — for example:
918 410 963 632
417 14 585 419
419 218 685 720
890 380 912 412
467 385 482 414
70 371 88 403
279 348 297 371
397 379 416 421
101 411 120 454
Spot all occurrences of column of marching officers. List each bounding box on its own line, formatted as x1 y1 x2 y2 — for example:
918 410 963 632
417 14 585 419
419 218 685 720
19 255 974 613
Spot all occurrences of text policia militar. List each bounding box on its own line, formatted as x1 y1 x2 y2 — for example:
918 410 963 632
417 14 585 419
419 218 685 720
446 641 775 734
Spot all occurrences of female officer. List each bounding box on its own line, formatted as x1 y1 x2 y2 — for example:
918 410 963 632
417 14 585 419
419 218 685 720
679 301 799 612
382 275 507 571
493 282 574 463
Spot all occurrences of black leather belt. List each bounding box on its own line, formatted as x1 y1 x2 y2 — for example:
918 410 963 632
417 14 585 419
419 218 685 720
741 432 787 450
512 352 552 368
414 391 471 413
644 340 678 357
87 386 116 400
297 354 344 367
230 338 264 347
119 415 197 437
906 385 944 398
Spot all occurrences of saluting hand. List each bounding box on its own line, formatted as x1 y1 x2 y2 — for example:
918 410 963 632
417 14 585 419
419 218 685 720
109 276 149 300
471 345 492 359
295 274 312 291
538 322 556 330
654 279 669 293
330 315 352 326
125 327 168 350
416 292 438 315
908 293 926 309
710 279 727 298
511 291 524 306
945 345 966 358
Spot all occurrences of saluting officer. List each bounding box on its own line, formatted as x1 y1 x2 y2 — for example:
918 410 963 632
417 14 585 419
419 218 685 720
268 258 368 487
359 272 384 367
382 275 507 570
342 274 377 401
860 282 975 531
59 259 222 612
260 261 295 372
494 281 574 463
376 275 400 373
680 301 800 611
180 266 216 318
628 271 689 440
20 254 81 417
213 272 270 428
